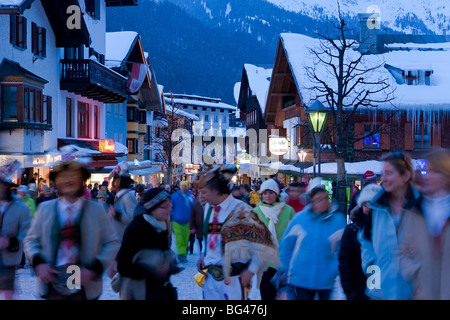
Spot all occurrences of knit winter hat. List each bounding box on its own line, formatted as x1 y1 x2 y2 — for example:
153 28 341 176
142 187 170 213
259 179 280 196
357 183 382 208
17 185 28 194
305 177 325 195
362 170 377 183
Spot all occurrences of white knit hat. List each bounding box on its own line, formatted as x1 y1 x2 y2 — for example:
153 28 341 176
305 177 325 195
259 179 280 195
357 183 382 207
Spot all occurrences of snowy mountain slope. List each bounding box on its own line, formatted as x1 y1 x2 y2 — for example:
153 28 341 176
107 0 449 106
265 0 450 34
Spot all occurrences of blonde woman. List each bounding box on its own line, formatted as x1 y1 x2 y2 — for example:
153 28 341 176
358 151 420 300
400 148 450 299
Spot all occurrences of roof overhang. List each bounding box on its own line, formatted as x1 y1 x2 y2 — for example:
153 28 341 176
0 0 34 14
41 0 90 47
0 58 48 87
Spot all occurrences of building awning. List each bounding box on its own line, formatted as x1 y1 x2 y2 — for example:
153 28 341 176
129 167 162 176
303 160 384 176
57 138 127 168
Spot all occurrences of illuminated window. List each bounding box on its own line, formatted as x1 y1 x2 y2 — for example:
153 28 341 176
363 124 380 148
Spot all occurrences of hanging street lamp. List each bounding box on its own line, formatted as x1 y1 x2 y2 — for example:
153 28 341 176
305 100 329 178
296 147 307 173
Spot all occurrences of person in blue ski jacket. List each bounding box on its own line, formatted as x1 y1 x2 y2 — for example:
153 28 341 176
278 183 346 300
170 181 195 263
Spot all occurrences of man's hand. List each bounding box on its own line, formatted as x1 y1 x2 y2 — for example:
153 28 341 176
0 235 9 250
239 269 254 288
196 253 208 278
107 205 116 219
35 264 58 283
80 267 98 286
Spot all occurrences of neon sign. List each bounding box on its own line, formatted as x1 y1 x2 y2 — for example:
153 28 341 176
99 139 115 153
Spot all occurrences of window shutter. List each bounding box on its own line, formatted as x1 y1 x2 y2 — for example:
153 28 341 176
31 22 37 54
10 15 17 45
41 28 46 57
21 16 27 48
47 96 52 124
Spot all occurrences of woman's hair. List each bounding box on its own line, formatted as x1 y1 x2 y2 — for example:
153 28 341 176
380 151 414 182
424 148 450 188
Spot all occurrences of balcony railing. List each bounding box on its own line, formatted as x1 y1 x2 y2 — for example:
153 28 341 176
60 59 127 103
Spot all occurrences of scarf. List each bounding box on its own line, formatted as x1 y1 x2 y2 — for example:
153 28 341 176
143 213 167 233
258 201 285 248
221 201 279 288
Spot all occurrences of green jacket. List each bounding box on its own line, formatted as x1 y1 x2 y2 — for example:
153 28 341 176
254 200 296 244
21 196 36 218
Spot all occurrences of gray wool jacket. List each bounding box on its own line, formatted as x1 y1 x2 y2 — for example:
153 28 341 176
23 198 120 300
0 200 31 267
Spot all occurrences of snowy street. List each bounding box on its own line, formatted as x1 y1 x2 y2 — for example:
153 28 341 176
13 235 345 300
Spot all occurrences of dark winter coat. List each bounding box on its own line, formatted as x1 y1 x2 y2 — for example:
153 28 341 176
189 200 205 240
338 208 369 300
116 214 175 300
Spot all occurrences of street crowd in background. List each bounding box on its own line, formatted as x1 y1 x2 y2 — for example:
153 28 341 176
0 148 448 300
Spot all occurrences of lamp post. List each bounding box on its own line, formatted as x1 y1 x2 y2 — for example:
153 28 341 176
305 100 329 178
296 147 306 173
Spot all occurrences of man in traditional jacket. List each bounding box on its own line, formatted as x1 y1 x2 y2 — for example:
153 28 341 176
195 165 279 300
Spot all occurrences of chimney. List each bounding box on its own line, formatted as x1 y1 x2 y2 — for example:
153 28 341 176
358 13 379 54
443 29 447 36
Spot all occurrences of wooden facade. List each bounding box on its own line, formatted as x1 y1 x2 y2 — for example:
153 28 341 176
264 35 450 166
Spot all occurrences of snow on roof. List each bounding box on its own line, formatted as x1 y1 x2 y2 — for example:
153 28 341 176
164 96 236 111
164 104 200 121
233 82 241 105
302 159 420 175
0 0 25 5
244 63 272 116
227 126 246 138
280 33 450 112
165 93 221 102
303 160 384 175
105 31 138 68
157 84 164 95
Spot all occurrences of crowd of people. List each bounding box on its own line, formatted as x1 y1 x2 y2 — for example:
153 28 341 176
0 148 448 300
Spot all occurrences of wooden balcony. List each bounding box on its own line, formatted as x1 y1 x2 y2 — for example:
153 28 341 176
60 59 127 103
